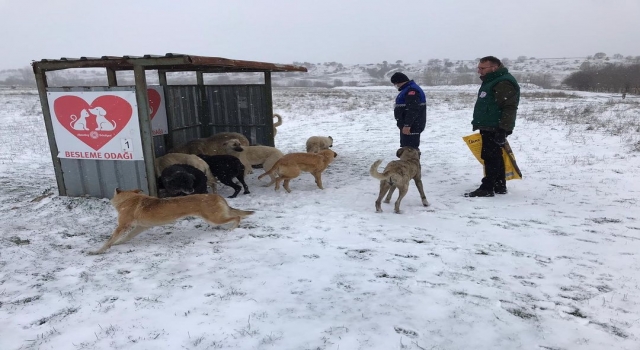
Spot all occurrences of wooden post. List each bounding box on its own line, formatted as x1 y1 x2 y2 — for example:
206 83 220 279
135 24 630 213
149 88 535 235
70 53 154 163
133 65 158 196
196 71 204 85
264 71 275 147
197 71 210 136
157 70 173 150
106 68 118 86
158 70 168 86
33 67 67 195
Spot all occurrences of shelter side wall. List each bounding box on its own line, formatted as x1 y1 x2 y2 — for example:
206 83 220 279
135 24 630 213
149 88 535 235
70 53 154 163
204 85 272 146
163 86 202 150
60 159 147 199
47 86 150 199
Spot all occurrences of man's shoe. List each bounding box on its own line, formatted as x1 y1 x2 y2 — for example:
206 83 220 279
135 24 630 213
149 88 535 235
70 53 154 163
494 187 507 194
464 188 495 197
494 182 507 194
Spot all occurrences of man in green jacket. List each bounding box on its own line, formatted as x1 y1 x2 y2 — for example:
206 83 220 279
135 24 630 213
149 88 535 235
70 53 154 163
465 56 520 197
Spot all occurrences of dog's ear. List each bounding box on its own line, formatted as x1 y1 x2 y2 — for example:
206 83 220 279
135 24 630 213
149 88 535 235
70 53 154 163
115 188 121 194
333 151 337 157
133 189 143 193
328 136 333 141
396 148 404 158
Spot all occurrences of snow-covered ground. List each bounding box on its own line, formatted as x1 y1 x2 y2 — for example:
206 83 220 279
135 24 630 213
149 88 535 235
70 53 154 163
1 86 639 350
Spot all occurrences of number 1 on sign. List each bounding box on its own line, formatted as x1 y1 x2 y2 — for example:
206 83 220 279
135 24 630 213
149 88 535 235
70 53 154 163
121 138 132 153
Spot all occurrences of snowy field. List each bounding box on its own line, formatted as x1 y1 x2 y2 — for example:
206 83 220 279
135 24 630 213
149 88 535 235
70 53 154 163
1 86 640 350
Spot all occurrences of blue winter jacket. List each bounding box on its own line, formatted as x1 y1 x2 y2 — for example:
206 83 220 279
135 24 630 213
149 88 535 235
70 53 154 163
394 80 426 132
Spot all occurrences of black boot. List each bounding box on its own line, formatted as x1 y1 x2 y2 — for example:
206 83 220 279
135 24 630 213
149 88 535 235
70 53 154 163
494 180 507 194
464 187 495 197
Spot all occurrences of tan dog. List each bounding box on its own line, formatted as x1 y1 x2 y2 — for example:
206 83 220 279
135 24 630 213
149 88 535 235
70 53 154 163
155 153 217 191
223 139 284 182
369 147 429 213
306 136 333 153
169 132 250 155
273 113 283 137
258 149 337 192
88 189 254 254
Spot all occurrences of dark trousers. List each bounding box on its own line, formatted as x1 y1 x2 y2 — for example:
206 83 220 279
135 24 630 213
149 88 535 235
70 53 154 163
400 131 421 150
479 130 505 190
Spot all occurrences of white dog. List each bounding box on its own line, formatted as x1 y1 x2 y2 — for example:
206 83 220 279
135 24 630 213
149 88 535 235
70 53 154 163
306 136 333 153
70 109 90 131
90 107 117 131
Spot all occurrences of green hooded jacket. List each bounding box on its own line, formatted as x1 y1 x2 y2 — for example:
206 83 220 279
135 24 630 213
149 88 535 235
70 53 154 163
472 67 520 132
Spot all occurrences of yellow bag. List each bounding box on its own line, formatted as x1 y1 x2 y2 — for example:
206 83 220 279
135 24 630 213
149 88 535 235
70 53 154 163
462 133 522 180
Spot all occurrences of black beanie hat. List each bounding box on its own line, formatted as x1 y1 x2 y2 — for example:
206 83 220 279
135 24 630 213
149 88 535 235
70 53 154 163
390 72 409 84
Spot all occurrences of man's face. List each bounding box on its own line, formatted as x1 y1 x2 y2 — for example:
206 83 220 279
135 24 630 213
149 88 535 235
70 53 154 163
393 82 406 90
477 62 498 77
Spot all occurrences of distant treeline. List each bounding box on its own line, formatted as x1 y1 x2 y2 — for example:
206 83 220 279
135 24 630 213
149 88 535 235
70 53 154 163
562 64 640 95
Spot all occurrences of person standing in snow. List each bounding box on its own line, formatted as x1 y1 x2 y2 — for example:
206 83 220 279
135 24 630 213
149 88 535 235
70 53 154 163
465 56 520 198
391 72 426 151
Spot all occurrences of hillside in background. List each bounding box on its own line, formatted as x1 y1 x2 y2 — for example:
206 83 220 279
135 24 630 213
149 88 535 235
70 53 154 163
2 53 639 89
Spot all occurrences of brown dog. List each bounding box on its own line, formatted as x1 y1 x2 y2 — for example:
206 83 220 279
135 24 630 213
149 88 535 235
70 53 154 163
258 149 337 192
169 132 250 155
369 147 429 213
88 188 254 254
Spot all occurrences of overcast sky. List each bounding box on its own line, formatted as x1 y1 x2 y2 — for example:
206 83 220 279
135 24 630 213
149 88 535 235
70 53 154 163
1 0 639 69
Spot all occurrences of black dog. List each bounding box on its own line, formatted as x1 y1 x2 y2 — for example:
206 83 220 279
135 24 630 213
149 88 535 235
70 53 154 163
159 164 208 197
197 154 250 198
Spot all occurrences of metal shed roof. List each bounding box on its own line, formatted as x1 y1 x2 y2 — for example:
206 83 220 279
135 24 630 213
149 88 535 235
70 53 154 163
32 53 308 73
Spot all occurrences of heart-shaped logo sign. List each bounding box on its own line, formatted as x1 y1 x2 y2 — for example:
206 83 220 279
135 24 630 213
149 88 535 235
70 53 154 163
147 88 161 120
53 95 133 151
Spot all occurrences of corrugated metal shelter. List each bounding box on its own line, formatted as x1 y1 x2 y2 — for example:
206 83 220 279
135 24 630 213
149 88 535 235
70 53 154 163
32 53 307 199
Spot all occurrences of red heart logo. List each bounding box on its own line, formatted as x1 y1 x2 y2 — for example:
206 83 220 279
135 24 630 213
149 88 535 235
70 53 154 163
53 95 133 151
147 88 161 120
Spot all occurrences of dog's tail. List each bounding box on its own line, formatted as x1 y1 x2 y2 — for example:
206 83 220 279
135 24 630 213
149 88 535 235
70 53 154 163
370 159 402 185
273 113 283 127
369 159 386 180
258 160 280 180
229 207 254 217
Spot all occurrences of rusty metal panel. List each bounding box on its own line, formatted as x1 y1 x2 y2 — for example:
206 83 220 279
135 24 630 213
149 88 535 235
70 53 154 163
203 85 272 146
163 86 203 150
33 54 308 73
153 135 167 157
60 159 147 199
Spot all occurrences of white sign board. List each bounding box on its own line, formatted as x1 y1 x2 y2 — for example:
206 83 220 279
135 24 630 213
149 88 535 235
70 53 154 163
47 90 144 161
148 86 168 136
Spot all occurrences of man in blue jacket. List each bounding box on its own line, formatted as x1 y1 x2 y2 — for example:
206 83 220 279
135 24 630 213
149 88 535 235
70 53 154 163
391 72 426 151
465 56 520 197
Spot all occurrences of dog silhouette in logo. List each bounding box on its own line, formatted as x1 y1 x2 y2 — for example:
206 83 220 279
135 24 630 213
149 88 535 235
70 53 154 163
90 106 117 131
70 109 91 131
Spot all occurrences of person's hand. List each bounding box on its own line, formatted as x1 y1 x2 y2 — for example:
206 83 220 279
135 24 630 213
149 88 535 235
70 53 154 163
494 129 507 146
402 126 411 135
